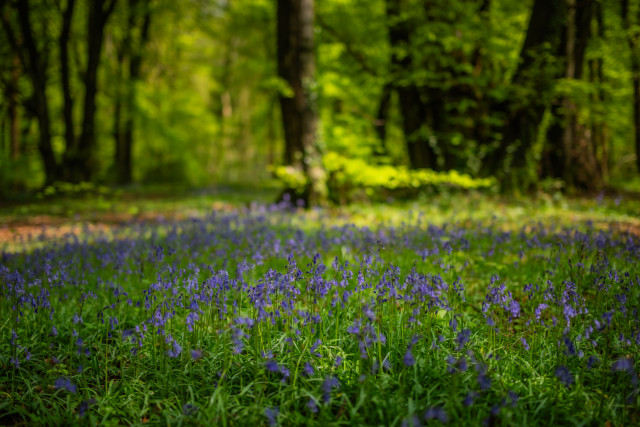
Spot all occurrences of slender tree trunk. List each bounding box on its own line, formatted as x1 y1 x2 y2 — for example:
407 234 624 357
14 1 59 185
491 0 566 188
115 0 151 185
544 0 599 190
76 0 117 182
277 0 325 205
60 0 76 181
386 0 437 170
623 0 640 174
8 54 20 159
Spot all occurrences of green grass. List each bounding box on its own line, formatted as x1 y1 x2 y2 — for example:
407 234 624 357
0 190 639 426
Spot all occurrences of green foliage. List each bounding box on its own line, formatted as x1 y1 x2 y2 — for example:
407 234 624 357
323 152 495 203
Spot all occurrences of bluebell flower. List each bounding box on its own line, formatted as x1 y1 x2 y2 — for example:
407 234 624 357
322 376 340 403
403 350 415 367
424 406 447 423
463 391 477 406
54 377 77 393
456 329 471 350
587 355 599 369
183 403 198 416
77 399 96 417
303 362 314 377
521 337 530 351
191 349 203 360
478 374 491 390
167 341 182 358
307 398 318 413
555 366 573 388
265 407 279 426
611 357 634 374
335 356 343 367
265 360 279 373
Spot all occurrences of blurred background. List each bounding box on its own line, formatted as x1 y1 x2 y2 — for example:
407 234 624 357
0 0 639 204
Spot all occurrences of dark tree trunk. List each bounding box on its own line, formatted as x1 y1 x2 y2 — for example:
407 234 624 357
60 0 76 181
115 0 151 185
623 0 640 174
544 0 600 190
491 0 566 186
13 1 59 185
386 0 437 170
8 54 20 159
277 0 325 205
74 0 117 182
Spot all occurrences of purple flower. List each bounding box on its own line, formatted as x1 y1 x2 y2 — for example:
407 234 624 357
463 391 477 406
310 339 322 357
456 329 471 350
562 335 576 356
167 341 182 358
265 407 279 426
183 403 198 416
307 398 318 413
190 349 203 360
587 355 599 369
265 360 279 373
77 399 96 417
322 376 340 403
478 374 491 390
555 366 573 388
520 337 530 351
335 356 343 367
54 377 77 393
424 406 448 423
403 350 415 367
303 362 314 377
611 357 634 374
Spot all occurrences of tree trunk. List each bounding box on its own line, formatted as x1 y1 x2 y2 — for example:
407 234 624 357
60 0 76 181
544 0 600 191
386 0 437 170
14 1 59 185
115 0 151 185
277 0 325 205
75 0 117 182
492 0 566 188
8 54 20 159
623 0 640 174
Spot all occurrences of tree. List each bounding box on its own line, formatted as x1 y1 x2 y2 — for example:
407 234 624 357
113 0 152 185
277 0 326 205
1 0 59 185
622 0 640 174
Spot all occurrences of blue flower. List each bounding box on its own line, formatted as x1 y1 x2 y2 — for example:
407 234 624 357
555 366 573 388
403 350 415 367
478 374 491 390
303 362 314 377
322 376 340 403
265 407 279 426
424 406 447 423
307 398 318 413
54 377 77 393
77 399 96 417
265 360 279 373
183 403 198 416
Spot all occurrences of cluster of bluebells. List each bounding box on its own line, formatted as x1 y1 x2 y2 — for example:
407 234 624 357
0 206 639 424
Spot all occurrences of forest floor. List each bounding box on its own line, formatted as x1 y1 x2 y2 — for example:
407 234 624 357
1 185 640 251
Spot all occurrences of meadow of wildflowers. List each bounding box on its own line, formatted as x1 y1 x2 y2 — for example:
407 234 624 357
1 203 639 425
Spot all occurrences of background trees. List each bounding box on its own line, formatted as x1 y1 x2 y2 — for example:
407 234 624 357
1 0 639 197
